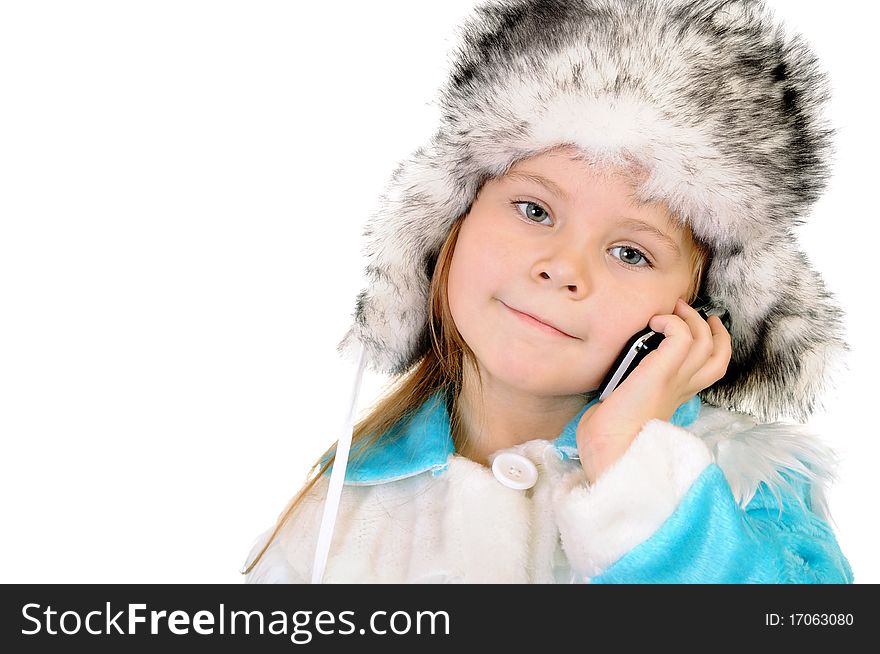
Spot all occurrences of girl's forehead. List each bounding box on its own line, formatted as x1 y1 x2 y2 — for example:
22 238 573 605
502 152 697 246
505 151 660 211
510 146 646 183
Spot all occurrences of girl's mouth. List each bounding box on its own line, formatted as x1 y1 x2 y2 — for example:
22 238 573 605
500 301 578 339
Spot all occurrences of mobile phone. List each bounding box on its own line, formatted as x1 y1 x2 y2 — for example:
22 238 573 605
595 294 731 402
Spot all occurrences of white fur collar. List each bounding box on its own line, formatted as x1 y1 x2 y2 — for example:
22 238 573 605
689 404 842 525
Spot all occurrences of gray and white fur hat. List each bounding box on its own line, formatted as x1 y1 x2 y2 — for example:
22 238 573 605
335 0 849 425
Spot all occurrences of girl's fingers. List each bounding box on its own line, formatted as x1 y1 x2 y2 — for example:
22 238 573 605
689 314 732 389
705 314 733 379
649 300 732 388
675 299 713 344
672 299 714 367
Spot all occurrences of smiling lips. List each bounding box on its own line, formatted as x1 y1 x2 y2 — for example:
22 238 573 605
501 301 578 339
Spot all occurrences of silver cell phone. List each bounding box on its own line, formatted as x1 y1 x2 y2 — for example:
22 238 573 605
596 294 731 402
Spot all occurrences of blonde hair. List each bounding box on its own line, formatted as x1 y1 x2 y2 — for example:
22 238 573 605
240 202 710 576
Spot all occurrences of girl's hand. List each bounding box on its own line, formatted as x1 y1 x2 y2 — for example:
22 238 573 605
576 298 732 484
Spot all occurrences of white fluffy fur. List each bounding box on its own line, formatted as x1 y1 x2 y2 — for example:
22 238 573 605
552 419 713 578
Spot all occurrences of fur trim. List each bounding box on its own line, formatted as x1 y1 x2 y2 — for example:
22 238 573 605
552 407 843 577
553 418 713 577
694 405 842 525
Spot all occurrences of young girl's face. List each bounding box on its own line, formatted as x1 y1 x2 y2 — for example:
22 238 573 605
447 147 696 397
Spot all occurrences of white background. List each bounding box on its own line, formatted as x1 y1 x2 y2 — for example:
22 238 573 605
1 1 876 583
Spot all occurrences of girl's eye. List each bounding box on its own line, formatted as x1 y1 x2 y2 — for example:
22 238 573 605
510 200 655 270
608 245 653 269
513 199 553 226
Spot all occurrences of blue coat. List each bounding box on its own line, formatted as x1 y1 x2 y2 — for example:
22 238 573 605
243 391 853 584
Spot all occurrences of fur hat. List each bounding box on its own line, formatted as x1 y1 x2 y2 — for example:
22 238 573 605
335 0 849 424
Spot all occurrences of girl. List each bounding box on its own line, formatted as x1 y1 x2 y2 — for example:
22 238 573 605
242 0 853 583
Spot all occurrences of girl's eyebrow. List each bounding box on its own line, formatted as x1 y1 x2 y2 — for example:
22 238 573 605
505 170 571 202
614 217 682 258
505 170 682 258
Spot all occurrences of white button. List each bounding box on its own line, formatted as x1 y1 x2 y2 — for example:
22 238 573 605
491 452 538 490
